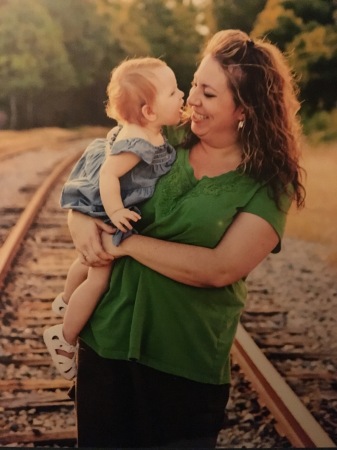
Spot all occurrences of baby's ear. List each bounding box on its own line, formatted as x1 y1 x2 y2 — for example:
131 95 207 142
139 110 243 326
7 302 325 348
141 104 157 122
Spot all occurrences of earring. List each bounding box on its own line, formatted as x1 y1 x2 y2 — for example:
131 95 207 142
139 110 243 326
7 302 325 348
238 120 244 130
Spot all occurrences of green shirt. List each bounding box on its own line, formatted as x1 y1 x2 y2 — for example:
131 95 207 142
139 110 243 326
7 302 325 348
81 147 290 384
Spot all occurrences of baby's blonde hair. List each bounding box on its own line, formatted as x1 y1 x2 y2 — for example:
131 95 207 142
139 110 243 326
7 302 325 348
106 57 167 126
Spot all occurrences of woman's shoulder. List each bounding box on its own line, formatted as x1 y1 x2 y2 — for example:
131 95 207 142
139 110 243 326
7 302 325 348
163 124 188 148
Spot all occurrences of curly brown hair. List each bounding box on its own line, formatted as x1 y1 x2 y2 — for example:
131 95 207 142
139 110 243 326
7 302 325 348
183 29 306 210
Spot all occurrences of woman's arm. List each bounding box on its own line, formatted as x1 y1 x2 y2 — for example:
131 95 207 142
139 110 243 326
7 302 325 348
102 211 279 288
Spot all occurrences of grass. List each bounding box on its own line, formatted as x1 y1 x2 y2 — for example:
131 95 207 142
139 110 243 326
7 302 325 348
285 140 337 265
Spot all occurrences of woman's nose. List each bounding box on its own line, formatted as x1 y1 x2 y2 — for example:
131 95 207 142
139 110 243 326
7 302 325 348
187 91 201 106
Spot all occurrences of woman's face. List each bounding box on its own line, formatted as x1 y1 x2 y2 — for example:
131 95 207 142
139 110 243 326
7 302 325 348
187 54 243 143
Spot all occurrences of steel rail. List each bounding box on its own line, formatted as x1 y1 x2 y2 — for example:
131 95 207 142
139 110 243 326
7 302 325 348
232 323 336 448
0 144 41 162
0 150 82 289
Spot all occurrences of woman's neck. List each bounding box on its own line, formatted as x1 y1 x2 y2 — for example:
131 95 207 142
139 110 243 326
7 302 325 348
198 139 242 158
190 140 242 179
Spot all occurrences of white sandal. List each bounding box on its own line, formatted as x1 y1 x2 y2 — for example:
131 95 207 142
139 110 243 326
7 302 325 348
43 324 77 380
51 293 68 316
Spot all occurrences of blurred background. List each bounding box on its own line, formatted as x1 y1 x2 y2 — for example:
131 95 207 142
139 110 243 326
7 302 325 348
0 0 336 140
0 0 336 261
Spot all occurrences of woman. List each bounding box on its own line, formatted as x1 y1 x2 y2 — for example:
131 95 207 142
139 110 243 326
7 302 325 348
67 29 305 447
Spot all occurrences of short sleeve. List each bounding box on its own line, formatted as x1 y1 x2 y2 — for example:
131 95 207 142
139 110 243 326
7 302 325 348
242 184 293 253
109 138 157 164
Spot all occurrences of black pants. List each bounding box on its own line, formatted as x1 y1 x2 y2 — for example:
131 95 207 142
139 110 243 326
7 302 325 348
75 340 230 448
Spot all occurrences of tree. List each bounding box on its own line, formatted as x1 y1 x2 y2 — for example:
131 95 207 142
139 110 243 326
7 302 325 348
252 0 303 49
0 0 75 128
127 0 204 95
207 0 268 35
252 0 337 112
42 0 115 86
39 0 128 127
96 0 151 57
287 25 337 112
283 0 334 26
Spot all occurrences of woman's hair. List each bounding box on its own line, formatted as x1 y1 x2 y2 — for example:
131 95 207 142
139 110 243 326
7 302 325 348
106 57 167 126
185 29 306 209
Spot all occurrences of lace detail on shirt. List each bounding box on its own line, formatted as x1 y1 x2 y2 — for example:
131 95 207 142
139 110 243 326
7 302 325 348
157 150 242 216
156 158 190 216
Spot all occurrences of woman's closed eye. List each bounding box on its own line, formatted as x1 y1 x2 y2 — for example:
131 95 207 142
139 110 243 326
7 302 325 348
204 91 216 98
190 81 216 98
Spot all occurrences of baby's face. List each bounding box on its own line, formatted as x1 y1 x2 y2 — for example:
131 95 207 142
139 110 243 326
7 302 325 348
152 66 184 127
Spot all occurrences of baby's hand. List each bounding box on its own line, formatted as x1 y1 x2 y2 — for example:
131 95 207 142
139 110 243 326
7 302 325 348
110 208 141 232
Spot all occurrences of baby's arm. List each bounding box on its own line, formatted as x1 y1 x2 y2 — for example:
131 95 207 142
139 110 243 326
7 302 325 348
100 152 141 232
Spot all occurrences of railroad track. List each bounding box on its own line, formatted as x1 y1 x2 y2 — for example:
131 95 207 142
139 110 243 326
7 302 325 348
0 152 81 447
0 143 335 447
241 246 337 447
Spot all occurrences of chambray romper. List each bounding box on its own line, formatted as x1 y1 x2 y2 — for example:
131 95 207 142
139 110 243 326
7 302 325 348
60 129 176 244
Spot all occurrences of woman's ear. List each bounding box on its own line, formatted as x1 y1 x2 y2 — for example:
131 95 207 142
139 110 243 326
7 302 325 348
236 106 245 130
237 105 245 122
142 104 157 122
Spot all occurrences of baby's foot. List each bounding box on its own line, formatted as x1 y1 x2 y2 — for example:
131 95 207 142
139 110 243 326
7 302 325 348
51 293 68 316
43 324 77 380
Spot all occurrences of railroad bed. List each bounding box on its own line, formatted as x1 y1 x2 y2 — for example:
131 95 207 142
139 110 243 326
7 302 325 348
242 238 337 445
0 135 336 447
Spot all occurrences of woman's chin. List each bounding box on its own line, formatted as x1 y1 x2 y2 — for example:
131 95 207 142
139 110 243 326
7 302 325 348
191 122 206 137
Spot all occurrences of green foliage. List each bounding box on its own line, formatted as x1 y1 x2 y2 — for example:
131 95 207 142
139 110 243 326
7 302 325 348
210 0 267 34
128 0 204 95
287 25 336 78
302 109 337 144
42 0 118 86
0 0 77 127
252 0 303 49
97 0 150 57
252 0 337 113
0 0 75 96
264 14 302 49
0 0 335 130
283 0 334 25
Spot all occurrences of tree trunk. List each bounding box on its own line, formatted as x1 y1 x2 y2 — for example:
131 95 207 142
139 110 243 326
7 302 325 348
26 95 34 128
9 94 17 129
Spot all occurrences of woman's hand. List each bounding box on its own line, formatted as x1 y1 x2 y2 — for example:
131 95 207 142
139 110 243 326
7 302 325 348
101 231 129 259
67 210 115 266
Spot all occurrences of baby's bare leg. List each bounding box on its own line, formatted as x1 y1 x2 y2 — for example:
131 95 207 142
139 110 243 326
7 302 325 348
62 263 113 345
63 258 89 303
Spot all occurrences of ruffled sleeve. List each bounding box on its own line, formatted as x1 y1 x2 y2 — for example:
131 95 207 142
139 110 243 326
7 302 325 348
108 138 157 165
